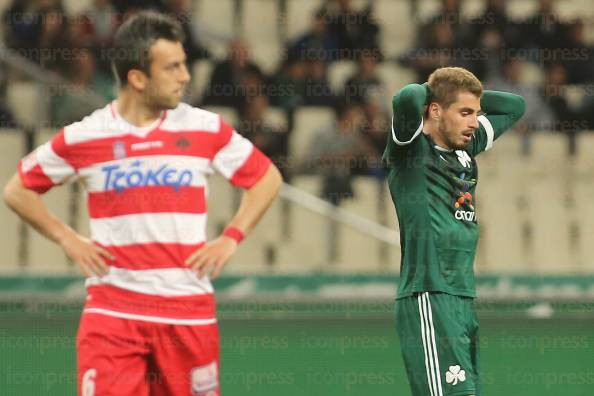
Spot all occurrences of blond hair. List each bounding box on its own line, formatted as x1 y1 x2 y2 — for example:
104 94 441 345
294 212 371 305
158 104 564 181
427 67 483 108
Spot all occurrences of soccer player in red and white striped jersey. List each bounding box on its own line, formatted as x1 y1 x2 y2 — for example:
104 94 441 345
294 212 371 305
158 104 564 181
3 11 282 396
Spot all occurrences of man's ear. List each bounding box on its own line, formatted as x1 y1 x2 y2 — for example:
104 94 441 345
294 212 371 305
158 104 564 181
127 69 148 91
428 102 441 120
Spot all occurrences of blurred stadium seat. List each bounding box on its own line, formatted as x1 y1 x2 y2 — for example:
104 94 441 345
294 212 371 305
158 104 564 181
191 59 214 103
328 61 356 93
290 106 335 160
0 131 23 271
243 0 283 73
286 0 323 40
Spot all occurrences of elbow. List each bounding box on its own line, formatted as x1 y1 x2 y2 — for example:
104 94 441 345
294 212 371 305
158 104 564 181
3 173 28 211
513 94 527 120
3 177 19 210
270 164 283 196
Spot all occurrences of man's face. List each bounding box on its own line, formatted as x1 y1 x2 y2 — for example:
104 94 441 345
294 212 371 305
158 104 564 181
144 39 190 110
436 91 481 150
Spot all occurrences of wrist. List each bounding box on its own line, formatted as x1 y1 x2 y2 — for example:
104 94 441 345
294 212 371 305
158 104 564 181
222 227 245 244
56 226 76 246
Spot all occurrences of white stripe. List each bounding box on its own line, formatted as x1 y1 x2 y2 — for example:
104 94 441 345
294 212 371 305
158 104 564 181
85 267 214 296
421 293 441 396
79 155 212 192
424 293 444 396
83 308 217 325
160 104 221 133
478 115 495 151
64 106 138 145
64 104 223 145
212 132 254 179
35 142 76 184
418 294 436 396
391 116 424 146
90 212 207 246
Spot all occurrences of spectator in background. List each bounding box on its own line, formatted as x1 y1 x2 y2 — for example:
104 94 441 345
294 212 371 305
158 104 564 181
160 0 211 63
560 20 594 85
302 102 376 205
488 58 554 152
50 50 114 127
270 57 307 114
3 0 42 59
3 0 74 71
417 0 471 51
303 59 337 107
110 0 162 15
71 0 119 75
323 0 382 61
343 51 384 104
37 3 75 72
358 93 388 178
542 63 583 154
202 40 264 111
289 9 339 63
0 65 17 128
470 0 523 51
521 0 568 52
399 22 458 81
238 95 289 180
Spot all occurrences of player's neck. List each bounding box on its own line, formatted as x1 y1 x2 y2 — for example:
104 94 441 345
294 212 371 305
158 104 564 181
116 90 163 128
424 116 451 151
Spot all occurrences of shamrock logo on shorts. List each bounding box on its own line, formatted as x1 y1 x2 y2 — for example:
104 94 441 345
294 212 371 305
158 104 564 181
445 365 466 386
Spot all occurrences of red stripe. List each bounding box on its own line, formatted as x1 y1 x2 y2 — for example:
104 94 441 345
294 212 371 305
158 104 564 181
18 162 55 194
103 242 204 270
63 129 229 169
86 284 216 319
88 186 206 218
230 147 272 188
50 129 68 158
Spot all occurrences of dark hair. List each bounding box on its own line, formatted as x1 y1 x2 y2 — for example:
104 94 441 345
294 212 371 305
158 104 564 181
111 11 185 86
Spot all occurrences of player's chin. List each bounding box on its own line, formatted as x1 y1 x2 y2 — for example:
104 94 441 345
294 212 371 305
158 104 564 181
458 135 472 148
453 140 468 150
162 97 182 110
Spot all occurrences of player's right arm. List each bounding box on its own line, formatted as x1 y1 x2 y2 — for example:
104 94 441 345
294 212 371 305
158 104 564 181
3 133 112 276
383 83 428 164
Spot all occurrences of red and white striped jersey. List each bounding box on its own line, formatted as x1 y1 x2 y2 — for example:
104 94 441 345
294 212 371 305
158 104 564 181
18 101 271 325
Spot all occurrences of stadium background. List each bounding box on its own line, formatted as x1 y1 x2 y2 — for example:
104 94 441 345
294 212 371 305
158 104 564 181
0 0 593 394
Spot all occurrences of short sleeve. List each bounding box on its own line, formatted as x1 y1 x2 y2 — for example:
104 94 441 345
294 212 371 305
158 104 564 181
18 129 77 194
211 119 271 189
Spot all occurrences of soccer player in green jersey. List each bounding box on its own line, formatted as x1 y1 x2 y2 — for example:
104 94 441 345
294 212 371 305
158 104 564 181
383 67 525 396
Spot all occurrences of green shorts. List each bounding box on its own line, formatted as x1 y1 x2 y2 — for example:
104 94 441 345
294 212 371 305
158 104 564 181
395 292 479 396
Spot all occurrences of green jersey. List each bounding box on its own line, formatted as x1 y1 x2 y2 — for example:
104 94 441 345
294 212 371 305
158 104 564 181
383 84 525 299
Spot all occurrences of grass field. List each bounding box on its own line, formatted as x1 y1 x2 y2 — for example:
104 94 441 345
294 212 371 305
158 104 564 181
0 309 592 395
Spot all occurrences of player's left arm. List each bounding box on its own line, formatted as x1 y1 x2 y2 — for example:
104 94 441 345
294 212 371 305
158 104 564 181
468 90 526 156
186 120 282 278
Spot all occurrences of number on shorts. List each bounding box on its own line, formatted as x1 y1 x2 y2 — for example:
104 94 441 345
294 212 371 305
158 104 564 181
82 368 97 396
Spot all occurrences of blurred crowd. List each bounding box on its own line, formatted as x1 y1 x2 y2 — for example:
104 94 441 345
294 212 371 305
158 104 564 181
1 0 593 204
401 0 594 152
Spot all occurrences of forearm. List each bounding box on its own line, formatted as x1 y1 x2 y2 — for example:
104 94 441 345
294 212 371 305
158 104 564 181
481 90 526 120
3 174 74 245
392 83 427 141
480 90 526 138
226 164 282 235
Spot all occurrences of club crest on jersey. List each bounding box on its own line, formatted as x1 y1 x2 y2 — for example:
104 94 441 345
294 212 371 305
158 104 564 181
113 141 127 159
191 362 219 396
101 160 193 193
455 150 471 168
